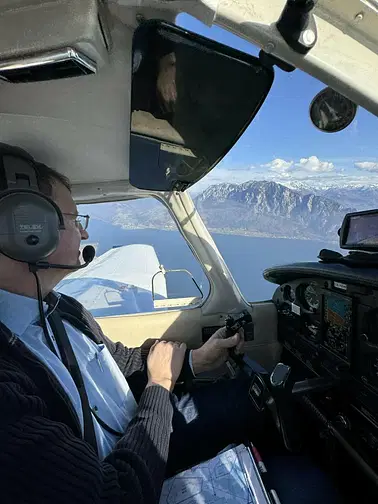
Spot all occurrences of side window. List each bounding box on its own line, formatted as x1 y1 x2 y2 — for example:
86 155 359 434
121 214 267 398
57 197 209 317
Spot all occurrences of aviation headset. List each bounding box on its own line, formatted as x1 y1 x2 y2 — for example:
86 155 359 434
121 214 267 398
0 143 65 264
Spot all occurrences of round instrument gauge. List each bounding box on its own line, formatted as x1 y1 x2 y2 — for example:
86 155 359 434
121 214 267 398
310 87 357 133
304 284 319 310
283 284 295 303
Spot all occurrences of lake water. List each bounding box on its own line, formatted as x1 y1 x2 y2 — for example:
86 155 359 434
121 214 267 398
214 234 340 301
85 220 340 302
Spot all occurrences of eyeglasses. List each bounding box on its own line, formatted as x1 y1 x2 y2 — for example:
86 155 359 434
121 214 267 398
63 213 90 230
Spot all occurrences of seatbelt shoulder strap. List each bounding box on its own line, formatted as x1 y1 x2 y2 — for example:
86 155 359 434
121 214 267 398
48 310 98 456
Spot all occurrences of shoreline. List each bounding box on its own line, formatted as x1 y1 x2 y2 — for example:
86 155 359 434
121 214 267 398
114 224 339 244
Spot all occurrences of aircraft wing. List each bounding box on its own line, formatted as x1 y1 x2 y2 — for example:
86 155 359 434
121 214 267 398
57 244 167 317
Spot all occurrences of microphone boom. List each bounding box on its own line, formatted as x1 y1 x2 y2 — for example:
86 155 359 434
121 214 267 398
34 245 96 270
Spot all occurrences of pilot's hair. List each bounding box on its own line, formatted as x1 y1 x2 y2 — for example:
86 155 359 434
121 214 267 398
33 161 71 198
1 143 71 198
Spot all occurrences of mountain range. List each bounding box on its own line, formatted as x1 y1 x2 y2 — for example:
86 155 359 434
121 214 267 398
278 180 378 211
194 181 353 241
79 180 356 242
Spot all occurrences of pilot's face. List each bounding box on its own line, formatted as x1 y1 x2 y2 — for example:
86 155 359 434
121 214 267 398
47 181 89 269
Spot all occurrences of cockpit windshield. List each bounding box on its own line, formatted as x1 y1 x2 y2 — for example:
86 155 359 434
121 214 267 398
179 14 378 301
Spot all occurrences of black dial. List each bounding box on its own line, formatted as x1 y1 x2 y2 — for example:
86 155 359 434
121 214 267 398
304 284 319 310
310 87 357 133
283 284 295 303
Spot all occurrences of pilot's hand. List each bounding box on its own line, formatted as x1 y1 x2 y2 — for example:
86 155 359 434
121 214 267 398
191 327 244 375
146 340 187 392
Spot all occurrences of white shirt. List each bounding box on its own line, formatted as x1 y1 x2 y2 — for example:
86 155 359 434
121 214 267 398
0 288 138 460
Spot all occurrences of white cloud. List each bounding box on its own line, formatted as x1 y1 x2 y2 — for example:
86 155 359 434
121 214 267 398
191 155 378 194
261 158 294 175
355 161 378 172
296 156 334 173
260 156 334 176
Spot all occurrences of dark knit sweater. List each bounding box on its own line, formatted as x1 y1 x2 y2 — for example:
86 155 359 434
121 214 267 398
0 292 194 504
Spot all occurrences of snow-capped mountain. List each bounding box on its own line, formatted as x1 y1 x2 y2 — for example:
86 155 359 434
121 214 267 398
194 181 354 241
278 180 378 210
79 181 355 241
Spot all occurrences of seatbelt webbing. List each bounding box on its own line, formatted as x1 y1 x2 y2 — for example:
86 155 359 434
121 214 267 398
48 310 98 456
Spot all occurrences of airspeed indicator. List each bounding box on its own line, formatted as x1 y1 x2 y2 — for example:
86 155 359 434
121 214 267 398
304 284 319 310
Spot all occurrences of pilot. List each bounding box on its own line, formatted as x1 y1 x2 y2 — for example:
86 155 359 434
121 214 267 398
0 144 341 503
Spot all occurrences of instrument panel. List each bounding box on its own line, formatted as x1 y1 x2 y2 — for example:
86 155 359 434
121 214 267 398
274 277 378 382
273 277 378 473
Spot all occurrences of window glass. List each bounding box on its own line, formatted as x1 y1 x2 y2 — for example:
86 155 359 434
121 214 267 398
178 14 375 301
57 198 209 317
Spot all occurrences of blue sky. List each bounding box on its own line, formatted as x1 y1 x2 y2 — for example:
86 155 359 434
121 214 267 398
178 14 378 192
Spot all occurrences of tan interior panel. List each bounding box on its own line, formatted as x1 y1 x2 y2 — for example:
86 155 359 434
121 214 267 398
96 300 280 370
96 307 205 349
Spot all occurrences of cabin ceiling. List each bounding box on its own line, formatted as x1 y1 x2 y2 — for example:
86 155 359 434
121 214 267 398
0 0 377 202
0 2 178 195
0 6 146 189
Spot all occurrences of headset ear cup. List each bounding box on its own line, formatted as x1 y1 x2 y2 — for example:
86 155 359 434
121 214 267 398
0 190 62 263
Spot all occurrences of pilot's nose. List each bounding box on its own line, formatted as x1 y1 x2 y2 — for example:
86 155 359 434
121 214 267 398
80 227 89 240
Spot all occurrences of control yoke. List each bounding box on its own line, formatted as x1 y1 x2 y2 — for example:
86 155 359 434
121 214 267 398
224 310 253 364
225 310 253 337
268 363 338 451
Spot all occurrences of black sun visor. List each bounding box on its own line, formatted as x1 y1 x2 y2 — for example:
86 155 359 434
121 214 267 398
129 20 274 192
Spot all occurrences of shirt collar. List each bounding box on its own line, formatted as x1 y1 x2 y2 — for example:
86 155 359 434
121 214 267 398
0 289 60 337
